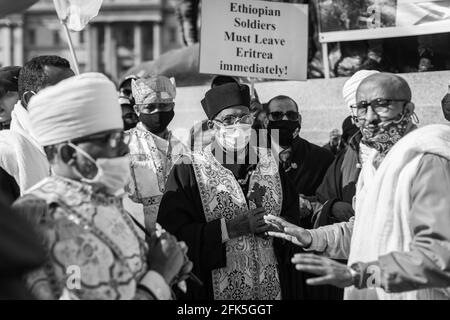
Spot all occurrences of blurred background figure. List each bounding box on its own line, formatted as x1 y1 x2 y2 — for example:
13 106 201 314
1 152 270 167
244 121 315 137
0 66 21 130
341 116 359 147
118 75 139 130
323 128 343 156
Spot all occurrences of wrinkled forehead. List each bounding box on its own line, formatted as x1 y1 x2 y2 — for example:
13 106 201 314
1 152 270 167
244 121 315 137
356 76 411 102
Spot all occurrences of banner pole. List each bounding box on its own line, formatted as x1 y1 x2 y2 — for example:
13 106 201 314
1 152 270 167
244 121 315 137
62 21 80 75
321 42 330 79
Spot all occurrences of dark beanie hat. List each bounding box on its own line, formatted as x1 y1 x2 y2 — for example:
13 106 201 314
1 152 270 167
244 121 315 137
201 83 250 120
0 66 21 92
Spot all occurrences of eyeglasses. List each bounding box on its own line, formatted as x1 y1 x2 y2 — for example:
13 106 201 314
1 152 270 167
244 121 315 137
350 99 409 118
213 114 254 126
268 111 299 121
70 131 126 149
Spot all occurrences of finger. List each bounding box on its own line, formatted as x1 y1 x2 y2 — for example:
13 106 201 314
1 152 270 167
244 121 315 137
284 227 304 238
252 207 266 214
294 264 328 275
267 231 293 241
181 261 194 275
306 275 335 286
255 224 272 234
291 253 324 263
264 215 292 228
291 253 324 264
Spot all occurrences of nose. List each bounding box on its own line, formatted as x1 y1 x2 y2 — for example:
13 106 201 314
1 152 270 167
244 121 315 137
365 106 378 124
282 114 289 120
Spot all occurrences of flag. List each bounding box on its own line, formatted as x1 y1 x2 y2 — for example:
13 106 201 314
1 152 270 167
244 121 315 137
53 0 103 32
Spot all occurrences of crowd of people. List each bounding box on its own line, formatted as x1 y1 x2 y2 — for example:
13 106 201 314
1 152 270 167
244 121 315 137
0 54 450 300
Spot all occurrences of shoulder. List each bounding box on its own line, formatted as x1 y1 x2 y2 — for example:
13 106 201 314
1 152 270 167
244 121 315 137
295 137 334 161
12 194 53 228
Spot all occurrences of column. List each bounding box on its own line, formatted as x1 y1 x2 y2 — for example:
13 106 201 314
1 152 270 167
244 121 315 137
104 23 117 80
152 22 161 60
3 26 12 66
133 23 142 65
12 24 24 65
87 25 99 71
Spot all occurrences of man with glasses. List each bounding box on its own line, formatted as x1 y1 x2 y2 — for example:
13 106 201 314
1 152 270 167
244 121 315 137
264 95 334 199
0 56 74 197
267 73 450 299
12 73 191 299
118 75 139 130
124 76 188 232
157 83 302 300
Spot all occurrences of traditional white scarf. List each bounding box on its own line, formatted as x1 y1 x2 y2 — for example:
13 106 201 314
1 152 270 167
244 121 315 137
346 124 450 300
10 100 45 155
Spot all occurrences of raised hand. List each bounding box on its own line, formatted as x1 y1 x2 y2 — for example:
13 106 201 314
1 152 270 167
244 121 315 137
291 253 354 288
264 214 312 247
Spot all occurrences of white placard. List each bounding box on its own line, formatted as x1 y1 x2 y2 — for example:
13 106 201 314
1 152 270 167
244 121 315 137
199 0 308 81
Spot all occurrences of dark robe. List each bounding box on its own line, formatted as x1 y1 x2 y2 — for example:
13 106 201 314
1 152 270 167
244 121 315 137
283 137 334 200
277 137 335 300
0 197 45 299
157 147 302 300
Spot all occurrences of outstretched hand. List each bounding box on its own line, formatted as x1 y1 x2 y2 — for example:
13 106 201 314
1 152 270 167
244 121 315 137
264 214 312 247
291 253 354 288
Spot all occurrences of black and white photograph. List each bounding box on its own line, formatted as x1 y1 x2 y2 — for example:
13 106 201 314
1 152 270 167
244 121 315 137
0 0 449 312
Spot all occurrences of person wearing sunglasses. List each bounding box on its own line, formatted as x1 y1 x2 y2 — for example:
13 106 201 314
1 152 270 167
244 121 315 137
158 83 304 300
267 73 450 300
124 76 189 232
264 95 334 198
12 73 191 300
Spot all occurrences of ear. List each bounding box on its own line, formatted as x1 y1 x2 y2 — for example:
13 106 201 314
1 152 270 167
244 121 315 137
263 117 269 128
298 113 302 127
207 120 214 130
133 105 140 115
22 91 35 108
404 102 415 116
169 77 176 87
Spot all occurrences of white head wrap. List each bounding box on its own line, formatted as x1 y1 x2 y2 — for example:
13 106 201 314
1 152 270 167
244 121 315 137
342 70 380 111
28 72 123 147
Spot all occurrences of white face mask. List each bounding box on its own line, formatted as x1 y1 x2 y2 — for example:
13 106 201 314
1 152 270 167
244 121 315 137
214 123 252 152
67 143 131 195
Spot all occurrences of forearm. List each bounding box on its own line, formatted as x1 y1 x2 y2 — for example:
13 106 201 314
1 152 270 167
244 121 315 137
305 216 354 259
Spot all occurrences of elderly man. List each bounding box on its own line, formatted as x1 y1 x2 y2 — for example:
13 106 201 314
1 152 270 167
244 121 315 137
124 76 188 231
0 56 74 196
157 83 301 300
12 73 190 300
268 73 450 300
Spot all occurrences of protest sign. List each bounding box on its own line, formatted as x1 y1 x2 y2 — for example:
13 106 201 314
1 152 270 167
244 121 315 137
318 0 450 43
199 0 308 81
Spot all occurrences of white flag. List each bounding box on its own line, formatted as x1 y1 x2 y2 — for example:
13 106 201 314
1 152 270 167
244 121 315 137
53 0 103 32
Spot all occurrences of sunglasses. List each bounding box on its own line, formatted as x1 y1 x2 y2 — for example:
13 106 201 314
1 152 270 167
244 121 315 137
70 131 126 149
268 111 299 121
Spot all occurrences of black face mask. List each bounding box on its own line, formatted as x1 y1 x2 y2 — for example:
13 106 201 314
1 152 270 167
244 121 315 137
267 120 300 147
441 93 450 121
139 110 174 134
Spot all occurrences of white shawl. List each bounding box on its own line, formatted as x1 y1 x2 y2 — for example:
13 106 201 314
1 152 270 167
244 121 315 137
346 124 450 300
0 101 49 194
